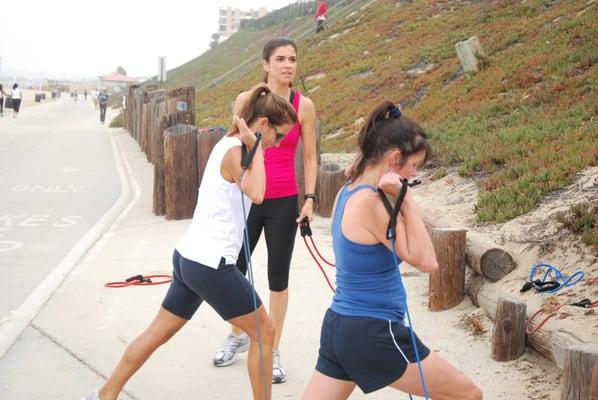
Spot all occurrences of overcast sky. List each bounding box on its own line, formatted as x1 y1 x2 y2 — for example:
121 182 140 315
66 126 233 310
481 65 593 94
0 0 297 80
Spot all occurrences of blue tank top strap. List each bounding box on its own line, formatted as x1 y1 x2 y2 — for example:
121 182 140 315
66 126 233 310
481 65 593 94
335 183 376 222
345 183 377 194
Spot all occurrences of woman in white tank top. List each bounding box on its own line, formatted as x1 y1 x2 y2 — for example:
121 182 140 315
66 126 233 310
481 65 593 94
83 84 297 400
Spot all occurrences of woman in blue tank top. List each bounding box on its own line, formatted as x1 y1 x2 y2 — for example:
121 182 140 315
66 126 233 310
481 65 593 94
302 102 483 399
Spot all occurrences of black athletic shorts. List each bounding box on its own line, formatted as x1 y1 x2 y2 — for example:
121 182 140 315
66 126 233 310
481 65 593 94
315 308 430 394
162 250 262 320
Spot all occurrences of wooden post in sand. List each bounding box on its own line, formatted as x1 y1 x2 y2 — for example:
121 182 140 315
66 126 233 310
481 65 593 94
491 297 526 361
316 162 346 218
164 124 198 220
428 228 467 311
560 344 598 400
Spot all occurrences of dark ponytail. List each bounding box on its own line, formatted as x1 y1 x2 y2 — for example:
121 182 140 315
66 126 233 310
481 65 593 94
352 101 431 178
229 83 297 135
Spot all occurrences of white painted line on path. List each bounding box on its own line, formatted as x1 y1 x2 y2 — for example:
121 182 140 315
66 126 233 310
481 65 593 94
0 131 136 359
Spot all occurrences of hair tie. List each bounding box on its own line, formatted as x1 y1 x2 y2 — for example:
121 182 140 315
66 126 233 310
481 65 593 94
389 105 401 119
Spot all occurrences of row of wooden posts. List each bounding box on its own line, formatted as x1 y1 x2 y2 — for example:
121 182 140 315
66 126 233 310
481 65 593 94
124 84 348 220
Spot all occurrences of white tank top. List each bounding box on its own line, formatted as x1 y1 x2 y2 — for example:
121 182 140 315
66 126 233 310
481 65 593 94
176 135 252 268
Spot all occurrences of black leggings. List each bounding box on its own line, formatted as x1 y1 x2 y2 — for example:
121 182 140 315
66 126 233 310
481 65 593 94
99 103 107 123
236 195 298 292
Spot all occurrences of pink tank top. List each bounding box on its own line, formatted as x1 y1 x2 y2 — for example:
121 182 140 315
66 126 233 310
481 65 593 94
264 90 302 199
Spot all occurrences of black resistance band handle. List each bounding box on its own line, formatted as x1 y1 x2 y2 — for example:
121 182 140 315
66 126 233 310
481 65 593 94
299 217 312 237
241 133 263 170
379 178 421 241
387 179 409 240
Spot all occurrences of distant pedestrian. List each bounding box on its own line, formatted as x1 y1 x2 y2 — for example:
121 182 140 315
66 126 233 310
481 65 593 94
0 84 5 117
99 88 109 124
84 90 88 101
315 0 327 33
51 90 56 101
92 88 99 109
11 84 22 118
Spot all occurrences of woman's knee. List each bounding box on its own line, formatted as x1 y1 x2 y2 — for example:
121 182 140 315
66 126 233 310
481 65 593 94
447 379 482 400
145 322 177 346
465 383 483 400
244 314 276 345
260 317 276 345
268 273 289 292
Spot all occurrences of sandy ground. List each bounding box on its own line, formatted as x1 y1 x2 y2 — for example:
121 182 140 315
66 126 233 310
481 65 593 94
412 165 598 313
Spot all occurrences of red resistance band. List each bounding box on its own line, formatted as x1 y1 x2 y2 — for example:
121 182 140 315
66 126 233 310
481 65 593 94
105 274 172 288
300 218 336 293
526 298 598 335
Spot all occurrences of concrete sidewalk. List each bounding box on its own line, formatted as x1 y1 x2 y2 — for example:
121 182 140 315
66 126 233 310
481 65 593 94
0 128 560 399
0 129 333 400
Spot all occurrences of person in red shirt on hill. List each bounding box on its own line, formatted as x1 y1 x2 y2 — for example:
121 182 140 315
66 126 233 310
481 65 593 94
315 0 327 33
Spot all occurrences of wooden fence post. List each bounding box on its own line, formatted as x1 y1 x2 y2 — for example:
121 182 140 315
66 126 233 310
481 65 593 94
152 116 169 216
316 162 346 217
560 344 598 400
428 228 467 311
164 124 198 220
147 92 165 165
491 296 526 361
196 127 227 187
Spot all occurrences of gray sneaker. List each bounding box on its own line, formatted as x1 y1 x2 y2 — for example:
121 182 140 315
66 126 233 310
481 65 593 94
272 350 287 384
81 390 100 400
213 332 250 367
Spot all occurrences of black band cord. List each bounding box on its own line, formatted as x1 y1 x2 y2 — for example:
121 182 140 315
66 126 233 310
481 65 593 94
378 179 421 240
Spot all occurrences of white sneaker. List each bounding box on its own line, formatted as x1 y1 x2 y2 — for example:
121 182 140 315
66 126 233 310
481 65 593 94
272 350 287 384
213 332 250 367
81 390 100 400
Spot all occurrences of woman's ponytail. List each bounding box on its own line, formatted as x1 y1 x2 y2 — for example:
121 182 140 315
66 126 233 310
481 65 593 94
352 100 430 179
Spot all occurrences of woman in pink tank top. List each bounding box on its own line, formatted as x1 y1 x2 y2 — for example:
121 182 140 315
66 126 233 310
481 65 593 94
212 37 318 385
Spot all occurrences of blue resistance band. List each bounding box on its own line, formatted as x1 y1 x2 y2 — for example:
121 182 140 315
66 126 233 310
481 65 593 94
528 262 585 294
390 239 430 400
239 132 269 400
380 177 429 400
240 194 269 400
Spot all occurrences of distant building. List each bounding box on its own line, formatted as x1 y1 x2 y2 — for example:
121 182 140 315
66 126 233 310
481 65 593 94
218 6 268 40
98 71 138 92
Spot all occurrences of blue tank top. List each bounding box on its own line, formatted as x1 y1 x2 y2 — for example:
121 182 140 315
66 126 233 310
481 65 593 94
330 184 407 322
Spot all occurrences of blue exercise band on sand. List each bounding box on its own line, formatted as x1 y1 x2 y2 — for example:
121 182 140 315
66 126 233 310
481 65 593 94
527 262 585 294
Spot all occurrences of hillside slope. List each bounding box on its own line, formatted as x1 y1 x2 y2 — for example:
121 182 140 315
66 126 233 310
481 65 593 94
163 0 597 224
